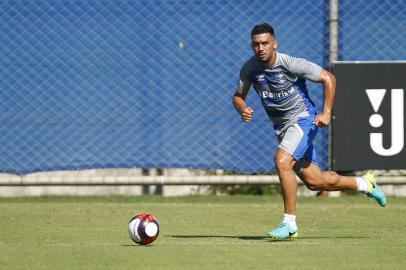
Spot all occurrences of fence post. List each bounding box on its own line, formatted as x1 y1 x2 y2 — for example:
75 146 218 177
328 0 339 171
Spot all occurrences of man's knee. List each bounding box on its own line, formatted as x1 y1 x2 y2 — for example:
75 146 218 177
275 153 294 171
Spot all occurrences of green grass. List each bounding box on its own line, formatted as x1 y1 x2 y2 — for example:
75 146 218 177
1 195 406 270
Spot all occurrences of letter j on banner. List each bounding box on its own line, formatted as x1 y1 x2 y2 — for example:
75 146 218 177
367 89 404 156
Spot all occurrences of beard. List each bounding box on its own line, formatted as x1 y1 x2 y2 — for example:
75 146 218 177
256 53 273 64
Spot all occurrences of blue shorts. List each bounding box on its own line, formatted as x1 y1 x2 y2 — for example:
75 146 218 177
277 116 318 165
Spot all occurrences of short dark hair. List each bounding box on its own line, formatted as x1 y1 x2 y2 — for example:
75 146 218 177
251 23 275 37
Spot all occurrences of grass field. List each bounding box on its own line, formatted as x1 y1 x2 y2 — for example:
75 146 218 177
1 195 405 270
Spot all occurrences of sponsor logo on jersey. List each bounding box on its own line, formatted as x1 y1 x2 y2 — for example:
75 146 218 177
261 87 295 99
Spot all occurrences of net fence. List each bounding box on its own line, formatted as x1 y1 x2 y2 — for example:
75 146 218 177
0 0 404 176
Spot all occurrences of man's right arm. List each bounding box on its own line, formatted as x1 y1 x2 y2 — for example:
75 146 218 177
233 92 253 123
234 63 254 122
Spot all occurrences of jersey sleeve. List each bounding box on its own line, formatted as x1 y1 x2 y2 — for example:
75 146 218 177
285 55 322 82
236 64 252 95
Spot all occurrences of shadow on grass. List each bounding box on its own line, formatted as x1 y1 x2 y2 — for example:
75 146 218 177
122 235 369 247
170 235 368 241
171 235 267 241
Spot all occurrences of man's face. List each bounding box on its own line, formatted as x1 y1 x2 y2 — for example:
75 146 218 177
251 33 277 64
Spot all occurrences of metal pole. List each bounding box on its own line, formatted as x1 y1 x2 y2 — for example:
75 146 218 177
329 0 339 65
328 0 339 170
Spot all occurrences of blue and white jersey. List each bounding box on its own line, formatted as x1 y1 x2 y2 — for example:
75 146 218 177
236 52 321 134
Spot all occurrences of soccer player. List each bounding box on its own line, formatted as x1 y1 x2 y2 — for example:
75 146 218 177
232 23 386 240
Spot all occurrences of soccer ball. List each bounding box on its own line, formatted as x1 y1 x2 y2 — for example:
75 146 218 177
128 213 159 245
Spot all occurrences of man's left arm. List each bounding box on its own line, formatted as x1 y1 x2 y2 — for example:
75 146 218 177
314 68 336 128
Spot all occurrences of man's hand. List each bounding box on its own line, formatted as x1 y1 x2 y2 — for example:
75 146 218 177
314 111 331 127
241 107 254 122
232 92 253 123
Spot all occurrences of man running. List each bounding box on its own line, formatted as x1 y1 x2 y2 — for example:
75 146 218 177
232 23 386 240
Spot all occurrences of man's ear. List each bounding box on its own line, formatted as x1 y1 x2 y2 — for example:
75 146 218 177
273 40 278 49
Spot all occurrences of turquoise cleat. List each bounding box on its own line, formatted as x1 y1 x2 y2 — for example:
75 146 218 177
267 223 298 240
363 173 386 207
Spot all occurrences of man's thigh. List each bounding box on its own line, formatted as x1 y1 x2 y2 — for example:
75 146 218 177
278 117 318 164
